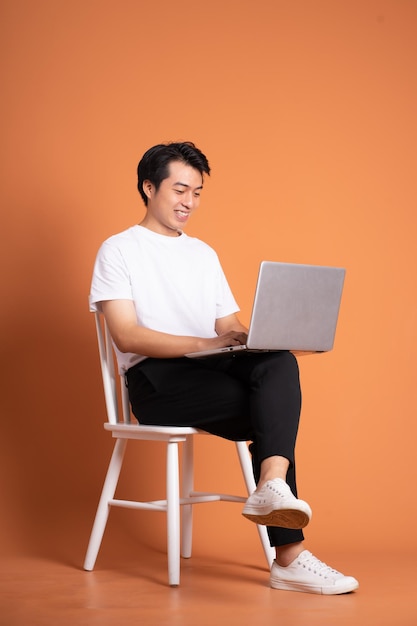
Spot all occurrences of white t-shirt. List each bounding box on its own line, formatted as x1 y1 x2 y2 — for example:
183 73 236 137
89 225 239 372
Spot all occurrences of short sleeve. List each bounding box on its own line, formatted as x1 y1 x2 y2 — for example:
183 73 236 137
89 241 134 312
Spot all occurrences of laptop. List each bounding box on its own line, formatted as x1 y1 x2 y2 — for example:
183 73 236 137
185 261 346 358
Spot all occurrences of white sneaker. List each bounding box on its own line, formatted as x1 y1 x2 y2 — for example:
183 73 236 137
270 550 359 595
242 478 312 528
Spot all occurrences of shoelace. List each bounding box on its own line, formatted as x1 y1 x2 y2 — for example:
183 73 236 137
265 480 290 497
298 554 340 579
252 480 292 503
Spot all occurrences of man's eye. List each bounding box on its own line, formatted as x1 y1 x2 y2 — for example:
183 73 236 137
174 189 184 194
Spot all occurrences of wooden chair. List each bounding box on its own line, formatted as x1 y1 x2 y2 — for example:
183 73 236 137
83 312 275 586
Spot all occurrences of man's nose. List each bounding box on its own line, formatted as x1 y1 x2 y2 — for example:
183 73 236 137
182 192 194 208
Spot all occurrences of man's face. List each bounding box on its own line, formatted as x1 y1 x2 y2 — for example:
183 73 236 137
142 160 203 236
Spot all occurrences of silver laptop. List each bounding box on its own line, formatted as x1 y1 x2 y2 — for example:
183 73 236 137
185 261 345 358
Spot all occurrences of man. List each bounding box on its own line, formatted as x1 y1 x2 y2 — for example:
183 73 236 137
90 141 358 594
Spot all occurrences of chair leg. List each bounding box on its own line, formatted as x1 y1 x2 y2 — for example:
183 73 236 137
181 436 194 559
235 441 275 568
84 438 127 571
166 440 181 586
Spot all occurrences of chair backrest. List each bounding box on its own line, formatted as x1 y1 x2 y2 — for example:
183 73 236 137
94 311 131 425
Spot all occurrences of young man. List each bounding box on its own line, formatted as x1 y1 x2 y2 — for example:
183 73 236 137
89 141 359 594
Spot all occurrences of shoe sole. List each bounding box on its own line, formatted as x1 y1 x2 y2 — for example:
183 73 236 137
270 577 359 595
242 508 310 529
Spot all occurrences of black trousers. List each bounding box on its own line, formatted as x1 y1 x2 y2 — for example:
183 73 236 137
126 350 304 548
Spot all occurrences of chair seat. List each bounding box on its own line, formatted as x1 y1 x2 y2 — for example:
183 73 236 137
104 422 207 441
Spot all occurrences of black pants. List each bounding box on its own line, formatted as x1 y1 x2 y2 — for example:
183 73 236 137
126 350 304 548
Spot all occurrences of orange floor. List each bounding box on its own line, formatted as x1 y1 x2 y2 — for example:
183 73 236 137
1 534 415 626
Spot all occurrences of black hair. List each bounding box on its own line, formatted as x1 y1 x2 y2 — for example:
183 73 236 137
137 141 211 205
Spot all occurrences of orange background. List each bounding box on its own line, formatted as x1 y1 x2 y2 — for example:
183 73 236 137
1 0 416 566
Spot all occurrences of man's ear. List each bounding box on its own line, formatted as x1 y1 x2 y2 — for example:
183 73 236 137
142 179 154 200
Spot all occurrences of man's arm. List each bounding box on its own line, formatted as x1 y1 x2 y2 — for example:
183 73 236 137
215 313 248 336
102 300 248 358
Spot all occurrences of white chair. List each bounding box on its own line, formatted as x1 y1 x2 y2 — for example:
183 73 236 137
84 312 275 586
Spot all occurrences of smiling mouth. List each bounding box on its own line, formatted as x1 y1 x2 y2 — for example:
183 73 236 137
175 210 189 218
